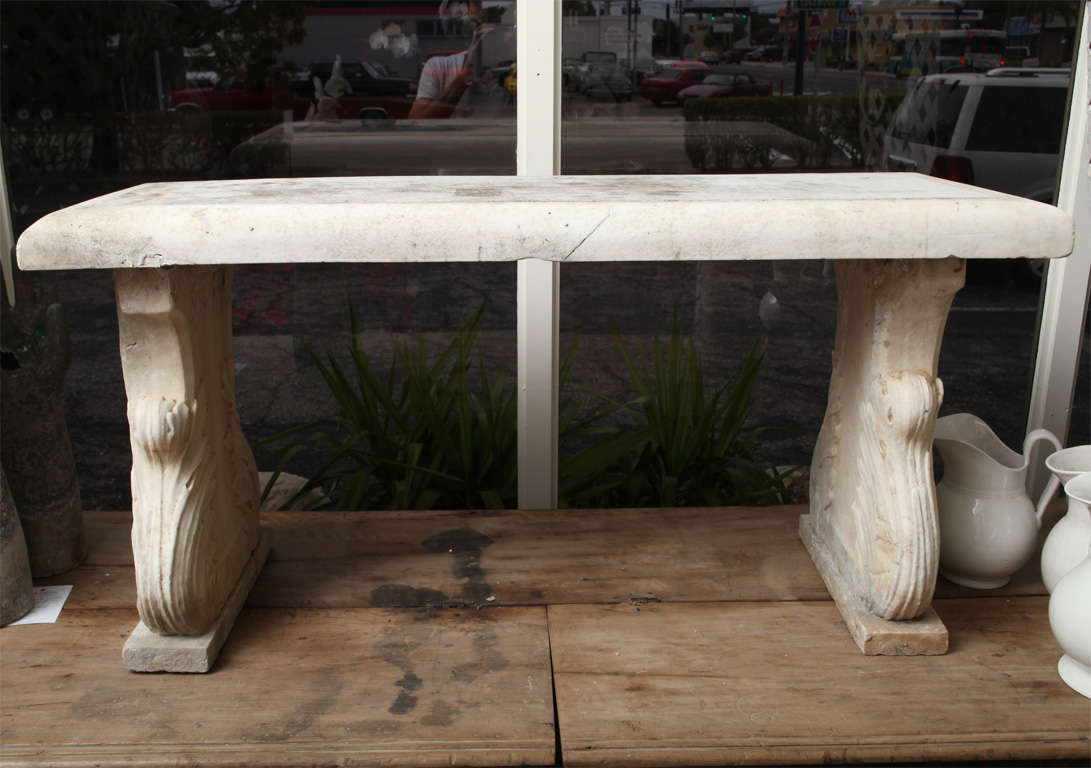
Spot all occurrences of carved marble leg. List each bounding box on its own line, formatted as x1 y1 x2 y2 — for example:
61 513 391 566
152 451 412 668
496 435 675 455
114 266 269 672
803 258 964 655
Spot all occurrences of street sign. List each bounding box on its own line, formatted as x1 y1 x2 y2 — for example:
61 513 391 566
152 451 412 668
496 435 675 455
808 12 821 53
894 9 983 20
795 0 848 9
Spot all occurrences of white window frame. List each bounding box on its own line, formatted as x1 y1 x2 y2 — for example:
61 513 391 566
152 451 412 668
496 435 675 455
513 0 1091 509
1027 6 1091 494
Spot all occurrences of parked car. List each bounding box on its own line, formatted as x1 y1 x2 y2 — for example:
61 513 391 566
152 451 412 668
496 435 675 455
677 70 773 104
308 60 414 100
169 60 415 120
883 68 1069 202
638 63 710 104
698 50 721 65
503 68 517 101
562 58 588 91
487 59 516 88
883 68 1069 281
1001 45 1038 68
743 46 780 62
581 50 633 102
632 57 662 84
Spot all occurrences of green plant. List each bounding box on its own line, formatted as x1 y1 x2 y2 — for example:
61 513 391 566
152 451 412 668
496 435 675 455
260 301 517 511
263 303 790 512
560 319 792 509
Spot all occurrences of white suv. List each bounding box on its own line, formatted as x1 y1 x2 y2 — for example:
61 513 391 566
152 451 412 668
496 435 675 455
883 68 1070 204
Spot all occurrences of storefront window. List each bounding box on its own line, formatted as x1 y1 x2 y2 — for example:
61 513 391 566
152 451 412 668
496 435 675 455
555 0 1086 490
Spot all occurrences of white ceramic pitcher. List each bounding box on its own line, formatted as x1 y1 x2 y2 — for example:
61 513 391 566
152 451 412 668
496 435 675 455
933 413 1061 589
1048 471 1091 699
1041 445 1091 592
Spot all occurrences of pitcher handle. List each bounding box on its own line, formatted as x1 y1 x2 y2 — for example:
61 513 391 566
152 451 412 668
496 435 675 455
1026 428 1063 526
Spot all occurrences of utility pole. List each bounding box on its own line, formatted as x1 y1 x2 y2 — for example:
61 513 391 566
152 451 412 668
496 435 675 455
672 0 680 56
794 6 806 95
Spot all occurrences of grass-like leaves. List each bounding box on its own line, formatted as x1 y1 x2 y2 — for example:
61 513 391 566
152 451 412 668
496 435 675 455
260 304 790 511
260 301 516 511
560 318 791 508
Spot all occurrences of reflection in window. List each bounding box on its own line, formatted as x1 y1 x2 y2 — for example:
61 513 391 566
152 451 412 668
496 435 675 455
889 82 968 149
966 85 1067 154
1 0 518 181
555 0 1086 483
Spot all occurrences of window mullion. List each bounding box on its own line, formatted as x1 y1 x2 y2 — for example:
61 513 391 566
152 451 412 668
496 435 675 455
516 0 562 509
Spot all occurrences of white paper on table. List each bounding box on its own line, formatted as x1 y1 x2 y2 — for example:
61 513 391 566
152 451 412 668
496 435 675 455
8 585 73 625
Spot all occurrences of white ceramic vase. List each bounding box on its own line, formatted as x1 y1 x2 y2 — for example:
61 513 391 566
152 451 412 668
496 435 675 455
1048 472 1091 699
1041 445 1091 592
933 414 1061 589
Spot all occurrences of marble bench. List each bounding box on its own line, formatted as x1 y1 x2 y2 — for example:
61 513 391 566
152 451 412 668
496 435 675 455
16 174 1073 671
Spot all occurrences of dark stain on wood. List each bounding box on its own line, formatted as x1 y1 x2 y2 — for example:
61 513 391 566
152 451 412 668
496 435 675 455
370 583 449 609
452 624 510 683
68 687 178 738
422 528 495 605
421 699 460 727
253 675 344 742
373 632 424 716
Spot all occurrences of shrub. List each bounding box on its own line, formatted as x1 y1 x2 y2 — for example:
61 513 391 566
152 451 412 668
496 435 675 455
560 318 792 509
683 93 903 172
263 305 791 511
260 301 518 511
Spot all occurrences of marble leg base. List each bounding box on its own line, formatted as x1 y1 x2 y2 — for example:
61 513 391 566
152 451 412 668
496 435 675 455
800 514 948 656
123 530 270 673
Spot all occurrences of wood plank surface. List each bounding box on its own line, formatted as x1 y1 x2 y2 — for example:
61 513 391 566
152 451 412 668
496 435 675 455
44 507 1049 614
1 606 554 767
549 598 1090 766
15 506 1078 767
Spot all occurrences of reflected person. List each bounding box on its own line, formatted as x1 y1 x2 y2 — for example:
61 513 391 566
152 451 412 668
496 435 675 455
409 1 493 118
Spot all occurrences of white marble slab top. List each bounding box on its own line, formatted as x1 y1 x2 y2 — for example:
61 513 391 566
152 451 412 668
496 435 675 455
17 174 1073 270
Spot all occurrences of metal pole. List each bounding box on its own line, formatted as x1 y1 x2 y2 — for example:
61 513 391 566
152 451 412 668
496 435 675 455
794 8 806 95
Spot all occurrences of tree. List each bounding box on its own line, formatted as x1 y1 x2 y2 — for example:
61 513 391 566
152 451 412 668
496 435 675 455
1 2 176 173
562 0 596 16
0 1 306 175
171 1 306 87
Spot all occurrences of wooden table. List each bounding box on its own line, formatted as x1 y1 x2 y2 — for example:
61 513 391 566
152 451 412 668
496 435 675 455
16 174 1074 670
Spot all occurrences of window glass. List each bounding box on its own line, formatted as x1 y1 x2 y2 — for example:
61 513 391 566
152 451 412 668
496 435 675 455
556 0 1086 505
0 0 1085 514
889 82 968 148
966 85 1068 153
1 0 519 511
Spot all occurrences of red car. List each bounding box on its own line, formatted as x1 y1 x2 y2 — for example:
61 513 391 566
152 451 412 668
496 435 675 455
170 63 415 121
638 63 710 105
676 70 773 105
